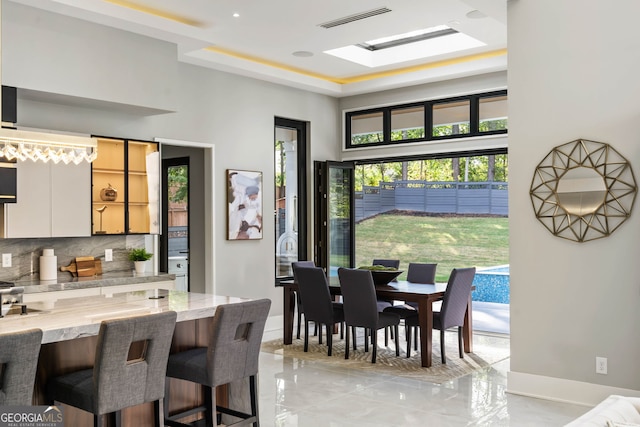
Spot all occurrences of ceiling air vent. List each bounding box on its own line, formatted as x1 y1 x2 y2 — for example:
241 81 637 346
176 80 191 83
318 7 392 29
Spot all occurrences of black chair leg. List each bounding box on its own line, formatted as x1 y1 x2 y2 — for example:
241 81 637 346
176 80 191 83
318 322 323 345
204 384 214 425
394 325 400 357
326 324 333 356
364 329 369 353
304 320 309 352
152 400 162 427
406 326 412 358
458 327 464 359
249 375 259 427
352 327 357 350
345 325 350 359
441 329 446 364
371 331 377 363
296 293 302 339
384 327 389 346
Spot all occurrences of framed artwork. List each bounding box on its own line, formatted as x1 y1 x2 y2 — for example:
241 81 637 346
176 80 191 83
227 169 263 240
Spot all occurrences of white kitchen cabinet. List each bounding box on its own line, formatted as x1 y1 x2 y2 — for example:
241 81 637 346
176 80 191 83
2 160 91 238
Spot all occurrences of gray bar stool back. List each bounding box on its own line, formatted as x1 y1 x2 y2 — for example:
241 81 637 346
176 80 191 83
165 298 271 427
0 329 42 405
46 311 178 427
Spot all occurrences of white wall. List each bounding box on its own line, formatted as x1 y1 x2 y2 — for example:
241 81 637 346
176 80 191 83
2 1 178 113
2 3 340 330
507 0 640 404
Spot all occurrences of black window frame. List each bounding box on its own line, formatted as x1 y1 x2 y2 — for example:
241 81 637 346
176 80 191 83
274 117 308 283
345 90 507 149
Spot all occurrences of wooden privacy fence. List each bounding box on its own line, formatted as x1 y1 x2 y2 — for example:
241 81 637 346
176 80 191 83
355 181 508 221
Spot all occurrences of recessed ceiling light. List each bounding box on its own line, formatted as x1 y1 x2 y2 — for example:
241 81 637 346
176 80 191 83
292 51 314 58
233 12 240 18
466 10 487 19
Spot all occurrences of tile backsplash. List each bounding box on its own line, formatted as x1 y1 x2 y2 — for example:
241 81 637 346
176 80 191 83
0 235 147 282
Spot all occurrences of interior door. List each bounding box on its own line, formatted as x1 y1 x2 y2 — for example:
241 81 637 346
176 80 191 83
315 161 355 276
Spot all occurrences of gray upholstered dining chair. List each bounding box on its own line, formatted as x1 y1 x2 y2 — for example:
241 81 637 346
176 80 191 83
338 268 400 363
0 328 43 405
164 299 271 427
405 267 476 362
384 263 438 348
292 260 316 339
372 259 401 344
295 266 344 356
385 262 438 315
46 311 177 427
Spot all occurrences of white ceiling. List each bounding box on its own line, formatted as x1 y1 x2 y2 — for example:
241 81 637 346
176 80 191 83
9 0 507 97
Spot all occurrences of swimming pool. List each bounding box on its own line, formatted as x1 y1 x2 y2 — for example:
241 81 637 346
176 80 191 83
472 265 510 304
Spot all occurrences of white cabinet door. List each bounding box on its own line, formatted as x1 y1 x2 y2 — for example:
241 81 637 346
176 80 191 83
4 161 91 238
51 162 91 237
4 160 51 238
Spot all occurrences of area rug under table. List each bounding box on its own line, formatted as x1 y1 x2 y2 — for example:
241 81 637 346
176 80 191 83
261 331 510 384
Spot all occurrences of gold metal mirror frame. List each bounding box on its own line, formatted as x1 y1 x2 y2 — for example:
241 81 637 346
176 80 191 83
530 139 637 242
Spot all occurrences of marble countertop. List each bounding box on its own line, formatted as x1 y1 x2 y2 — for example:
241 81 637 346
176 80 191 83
0 289 249 344
14 272 176 294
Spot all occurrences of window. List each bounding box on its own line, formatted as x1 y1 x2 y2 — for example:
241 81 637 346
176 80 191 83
354 151 508 283
345 90 507 149
479 95 508 132
391 105 425 141
349 111 384 146
275 118 307 280
432 100 470 137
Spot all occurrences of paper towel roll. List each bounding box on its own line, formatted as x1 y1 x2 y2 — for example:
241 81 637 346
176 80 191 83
40 254 58 281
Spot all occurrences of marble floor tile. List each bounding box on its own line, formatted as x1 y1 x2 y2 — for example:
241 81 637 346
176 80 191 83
256 332 588 426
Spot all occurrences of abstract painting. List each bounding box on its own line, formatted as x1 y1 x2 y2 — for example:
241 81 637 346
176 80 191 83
227 169 263 240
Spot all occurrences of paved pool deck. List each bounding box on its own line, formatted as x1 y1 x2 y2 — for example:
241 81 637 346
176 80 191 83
473 301 510 335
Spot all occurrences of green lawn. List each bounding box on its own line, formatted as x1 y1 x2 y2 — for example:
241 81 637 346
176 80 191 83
355 213 509 282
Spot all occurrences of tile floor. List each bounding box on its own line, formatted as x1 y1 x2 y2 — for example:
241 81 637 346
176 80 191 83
256 304 590 426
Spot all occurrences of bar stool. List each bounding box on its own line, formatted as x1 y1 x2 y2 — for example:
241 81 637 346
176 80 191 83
0 329 43 405
164 299 271 427
46 311 177 427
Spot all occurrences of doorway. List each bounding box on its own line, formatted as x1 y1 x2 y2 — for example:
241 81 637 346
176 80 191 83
162 157 189 291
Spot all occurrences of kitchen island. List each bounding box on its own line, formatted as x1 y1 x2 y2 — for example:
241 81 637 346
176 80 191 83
17 271 176 303
1 288 250 426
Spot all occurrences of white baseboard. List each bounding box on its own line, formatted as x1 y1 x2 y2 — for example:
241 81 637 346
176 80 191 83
507 371 640 407
262 314 283 343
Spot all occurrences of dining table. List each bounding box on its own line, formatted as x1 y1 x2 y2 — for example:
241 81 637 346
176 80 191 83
279 276 474 368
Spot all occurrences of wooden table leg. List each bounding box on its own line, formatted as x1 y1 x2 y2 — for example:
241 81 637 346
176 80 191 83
283 286 295 345
462 295 473 353
418 298 434 368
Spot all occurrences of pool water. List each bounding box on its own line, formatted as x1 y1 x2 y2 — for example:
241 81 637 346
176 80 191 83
472 265 510 304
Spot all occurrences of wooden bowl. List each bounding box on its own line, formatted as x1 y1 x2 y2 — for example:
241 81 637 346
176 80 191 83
370 270 402 285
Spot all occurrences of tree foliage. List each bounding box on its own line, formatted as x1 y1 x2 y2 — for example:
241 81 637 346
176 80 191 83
355 154 508 191
168 165 188 203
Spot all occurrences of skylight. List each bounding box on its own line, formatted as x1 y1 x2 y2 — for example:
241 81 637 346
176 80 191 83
324 25 485 68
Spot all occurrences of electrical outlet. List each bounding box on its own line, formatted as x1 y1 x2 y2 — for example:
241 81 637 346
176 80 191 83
596 357 607 374
2 253 11 268
105 249 113 262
